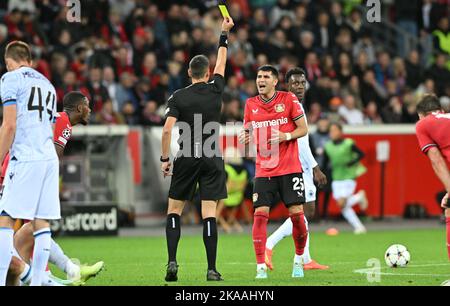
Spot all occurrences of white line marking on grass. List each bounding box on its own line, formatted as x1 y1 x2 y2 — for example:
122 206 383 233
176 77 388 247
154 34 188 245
354 263 450 277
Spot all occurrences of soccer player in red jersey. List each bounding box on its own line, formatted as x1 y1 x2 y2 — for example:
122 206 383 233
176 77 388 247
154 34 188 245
415 94 450 261
240 65 309 279
4 92 103 286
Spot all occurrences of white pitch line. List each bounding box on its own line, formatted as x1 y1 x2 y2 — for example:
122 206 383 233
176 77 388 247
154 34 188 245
354 263 450 277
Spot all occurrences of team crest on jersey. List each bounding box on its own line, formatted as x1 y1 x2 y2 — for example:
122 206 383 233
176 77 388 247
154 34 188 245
253 193 258 203
62 128 71 139
275 104 285 113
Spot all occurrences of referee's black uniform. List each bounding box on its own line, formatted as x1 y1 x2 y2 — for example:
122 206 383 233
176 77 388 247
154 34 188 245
166 74 228 202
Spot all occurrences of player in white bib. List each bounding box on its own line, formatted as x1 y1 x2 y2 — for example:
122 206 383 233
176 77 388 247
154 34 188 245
265 68 329 271
0 41 60 286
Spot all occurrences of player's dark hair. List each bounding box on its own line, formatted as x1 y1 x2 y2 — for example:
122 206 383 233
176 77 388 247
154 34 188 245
330 122 343 132
285 67 306 83
5 41 32 63
189 55 209 79
416 94 442 115
63 91 87 113
257 65 279 79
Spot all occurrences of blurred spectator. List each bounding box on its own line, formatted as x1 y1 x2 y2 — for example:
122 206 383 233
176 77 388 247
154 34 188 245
314 10 333 53
269 0 294 29
361 70 388 107
220 99 243 124
373 51 394 87
381 96 410 123
141 101 163 126
364 101 383 124
102 66 120 111
346 8 364 42
8 0 35 13
86 67 110 112
432 17 450 69
395 0 420 57
425 53 450 96
405 50 424 89
419 0 443 33
353 30 376 65
336 52 353 86
306 102 323 125
330 2 345 30
95 99 125 125
338 95 364 125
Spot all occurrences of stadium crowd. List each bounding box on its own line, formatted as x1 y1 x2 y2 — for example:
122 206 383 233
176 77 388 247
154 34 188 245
0 0 449 126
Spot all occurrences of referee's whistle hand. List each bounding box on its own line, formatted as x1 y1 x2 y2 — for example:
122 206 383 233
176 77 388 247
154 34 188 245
161 162 172 177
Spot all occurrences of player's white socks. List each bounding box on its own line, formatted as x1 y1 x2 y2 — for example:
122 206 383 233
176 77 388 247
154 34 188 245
266 218 293 250
302 216 312 265
0 228 14 286
294 254 303 265
346 192 363 208
50 239 80 279
30 228 52 286
257 263 267 271
342 207 364 231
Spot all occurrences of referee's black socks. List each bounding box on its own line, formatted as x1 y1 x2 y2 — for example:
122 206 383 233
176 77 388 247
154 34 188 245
203 217 218 271
166 213 181 263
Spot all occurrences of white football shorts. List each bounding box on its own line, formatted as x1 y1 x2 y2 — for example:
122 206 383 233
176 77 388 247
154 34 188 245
0 158 60 220
331 179 357 200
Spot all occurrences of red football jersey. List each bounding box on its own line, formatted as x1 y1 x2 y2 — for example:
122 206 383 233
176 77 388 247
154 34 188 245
54 112 73 149
244 91 305 178
416 112 450 162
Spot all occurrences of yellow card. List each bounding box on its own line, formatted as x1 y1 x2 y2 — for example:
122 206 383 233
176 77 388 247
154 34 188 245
219 5 230 18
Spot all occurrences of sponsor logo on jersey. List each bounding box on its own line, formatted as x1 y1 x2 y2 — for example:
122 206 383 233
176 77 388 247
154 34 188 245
252 108 259 114
275 104 285 113
251 117 288 129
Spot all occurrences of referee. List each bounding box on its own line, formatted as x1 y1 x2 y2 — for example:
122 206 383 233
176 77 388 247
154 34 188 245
160 16 234 282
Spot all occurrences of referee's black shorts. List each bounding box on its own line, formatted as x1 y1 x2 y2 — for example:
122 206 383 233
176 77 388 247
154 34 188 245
169 156 227 201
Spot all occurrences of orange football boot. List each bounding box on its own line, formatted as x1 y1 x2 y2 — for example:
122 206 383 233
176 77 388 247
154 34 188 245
304 260 329 270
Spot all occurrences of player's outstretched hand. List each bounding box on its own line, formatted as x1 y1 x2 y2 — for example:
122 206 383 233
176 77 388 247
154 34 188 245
313 166 327 188
221 17 234 32
442 192 449 209
161 161 172 178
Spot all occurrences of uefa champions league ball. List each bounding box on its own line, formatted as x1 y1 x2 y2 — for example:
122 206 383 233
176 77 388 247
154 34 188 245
385 244 411 268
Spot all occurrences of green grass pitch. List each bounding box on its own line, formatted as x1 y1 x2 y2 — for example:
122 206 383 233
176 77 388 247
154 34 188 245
53 228 450 286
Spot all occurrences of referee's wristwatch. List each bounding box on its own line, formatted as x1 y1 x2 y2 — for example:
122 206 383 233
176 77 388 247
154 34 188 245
160 156 170 162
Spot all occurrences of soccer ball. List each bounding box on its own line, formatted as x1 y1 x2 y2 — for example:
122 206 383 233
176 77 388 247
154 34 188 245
384 244 411 268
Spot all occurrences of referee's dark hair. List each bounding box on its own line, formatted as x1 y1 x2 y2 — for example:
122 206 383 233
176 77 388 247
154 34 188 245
189 55 210 79
416 94 442 115
285 67 306 83
63 91 87 113
257 65 279 79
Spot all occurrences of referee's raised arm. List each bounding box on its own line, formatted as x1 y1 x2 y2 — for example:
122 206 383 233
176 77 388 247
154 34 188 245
214 17 234 77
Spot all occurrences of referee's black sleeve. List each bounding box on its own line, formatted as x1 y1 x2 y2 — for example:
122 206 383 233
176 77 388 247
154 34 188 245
165 93 179 119
209 74 225 93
